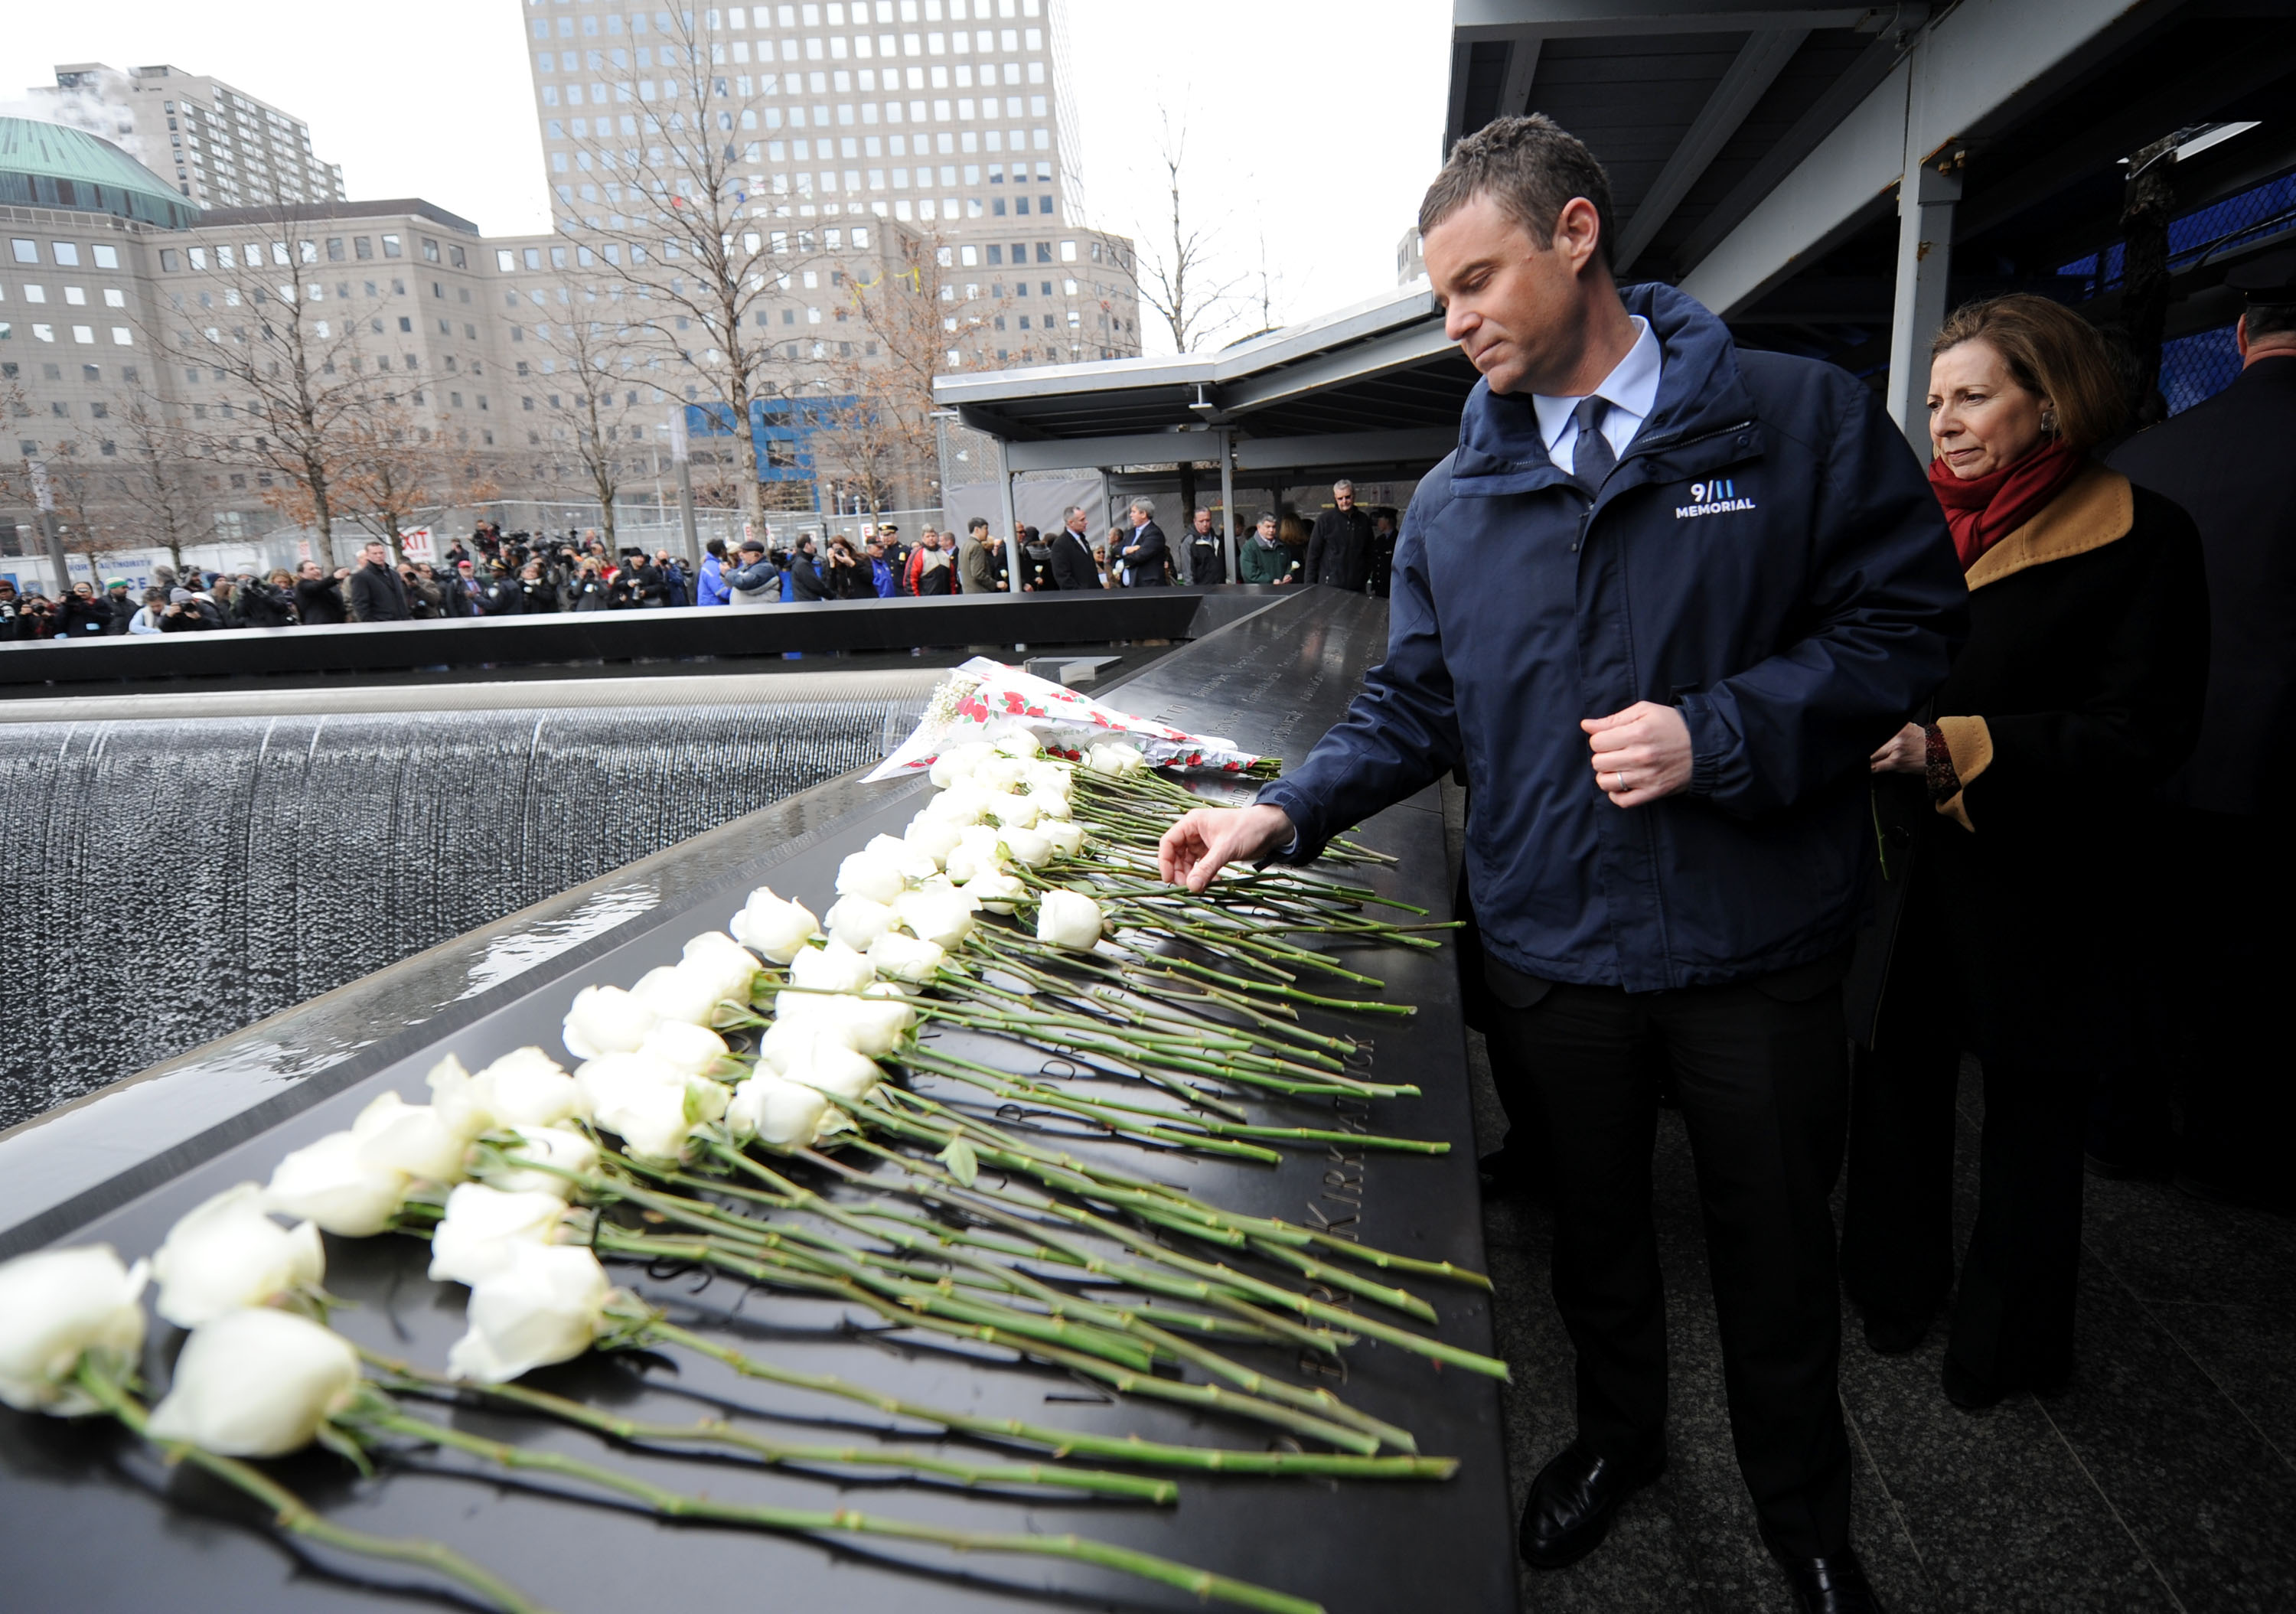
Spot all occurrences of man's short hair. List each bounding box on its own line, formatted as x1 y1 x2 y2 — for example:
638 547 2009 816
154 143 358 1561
1332 480 1354 495
968 516 990 533
1060 504 1085 524
1419 114 1616 272
2248 302 2296 343
1129 497 1156 518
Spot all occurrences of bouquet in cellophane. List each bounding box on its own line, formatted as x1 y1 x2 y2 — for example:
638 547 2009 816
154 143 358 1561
866 657 1276 782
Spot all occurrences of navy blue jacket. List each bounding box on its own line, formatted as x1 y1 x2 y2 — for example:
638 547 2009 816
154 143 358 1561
1257 284 1967 991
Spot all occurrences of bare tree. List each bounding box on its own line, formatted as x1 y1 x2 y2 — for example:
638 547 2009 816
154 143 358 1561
155 217 378 557
523 287 643 552
333 399 498 560
103 388 217 577
819 230 987 516
559 11 823 543
1133 116 1248 354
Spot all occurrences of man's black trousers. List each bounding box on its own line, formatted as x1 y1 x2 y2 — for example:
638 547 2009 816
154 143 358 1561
1486 973 1853 1560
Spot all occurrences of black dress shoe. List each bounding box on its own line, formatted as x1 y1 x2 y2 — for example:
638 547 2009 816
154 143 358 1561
1940 1355 2001 1411
1517 1437 1665 1569
1861 1310 1926 1356
1773 1547 1887 1613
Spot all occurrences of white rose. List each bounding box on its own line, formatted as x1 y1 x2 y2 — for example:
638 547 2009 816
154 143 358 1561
922 782 994 825
471 1046 587 1129
991 731 1039 761
145 1308 360 1457
902 817 964 867
428 1181 575 1286
729 886 820 964
988 793 1041 829
1035 889 1105 950
0 1245 149 1414
422 1053 495 1139
151 1182 325 1329
864 833 941 881
944 842 1006 886
866 930 945 984
577 1052 729 1162
824 892 898 951
1028 788 1074 821
477 1125 601 1199
780 1041 885 1103
960 871 1026 915
727 1074 831 1149
631 960 748 1029
894 886 979 948
353 1093 471 1185
838 993 917 1058
789 937 878 995
998 823 1055 868
975 755 1029 791
1023 759 1074 796
680 931 762 1009
265 1131 410 1237
1040 819 1087 859
1086 742 1145 778
928 740 994 787
635 1019 730 1080
562 984 660 1061
445 1244 615 1384
836 847 911 905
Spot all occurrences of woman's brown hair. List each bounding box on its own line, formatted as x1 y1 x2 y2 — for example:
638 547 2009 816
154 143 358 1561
1929 294 2127 452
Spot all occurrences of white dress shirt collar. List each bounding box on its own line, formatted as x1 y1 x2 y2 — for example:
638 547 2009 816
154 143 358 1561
1530 315 1664 468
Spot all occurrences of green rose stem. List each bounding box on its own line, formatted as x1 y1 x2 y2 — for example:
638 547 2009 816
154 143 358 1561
344 1401 1326 1614
357 1352 1179 1503
842 1133 1512 1381
625 1306 1456 1482
70 1363 553 1614
699 1146 1422 1456
903 1044 1450 1156
603 1227 1384 1455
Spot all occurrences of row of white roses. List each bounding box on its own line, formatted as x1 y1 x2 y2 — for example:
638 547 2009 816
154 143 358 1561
0 729 1120 1466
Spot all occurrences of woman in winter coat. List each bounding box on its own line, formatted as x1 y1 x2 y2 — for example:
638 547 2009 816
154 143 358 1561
567 559 612 611
1841 295 2208 1409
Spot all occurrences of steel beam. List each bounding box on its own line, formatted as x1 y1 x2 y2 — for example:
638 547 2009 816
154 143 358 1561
1004 430 1223 474
1218 320 1457 417
1679 0 2167 318
1886 157 1962 449
1451 0 1868 39
1231 428 1461 474
1616 28 1810 273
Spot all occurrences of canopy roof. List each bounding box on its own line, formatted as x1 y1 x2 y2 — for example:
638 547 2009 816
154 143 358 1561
0 117 197 229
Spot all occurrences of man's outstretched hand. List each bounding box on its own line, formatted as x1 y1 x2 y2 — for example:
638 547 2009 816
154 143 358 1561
1158 803 1296 892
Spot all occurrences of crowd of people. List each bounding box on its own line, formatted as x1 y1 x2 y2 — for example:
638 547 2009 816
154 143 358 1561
0 491 1404 641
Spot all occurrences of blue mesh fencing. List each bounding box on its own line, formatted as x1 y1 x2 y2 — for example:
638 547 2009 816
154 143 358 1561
2160 324 2243 415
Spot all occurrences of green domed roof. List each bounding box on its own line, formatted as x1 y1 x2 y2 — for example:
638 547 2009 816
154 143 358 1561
0 116 197 229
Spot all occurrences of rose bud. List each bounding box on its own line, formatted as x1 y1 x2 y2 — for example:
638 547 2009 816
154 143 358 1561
561 984 661 1061
728 1074 831 1149
151 1182 325 1329
145 1308 360 1456
265 1131 410 1237
1035 889 1105 950
729 886 820 964
445 1244 616 1384
0 1244 149 1414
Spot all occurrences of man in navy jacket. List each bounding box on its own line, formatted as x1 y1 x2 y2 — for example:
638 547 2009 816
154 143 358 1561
1162 116 1963 1613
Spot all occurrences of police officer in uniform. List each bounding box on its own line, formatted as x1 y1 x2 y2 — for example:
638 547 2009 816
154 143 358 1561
2103 249 2296 1208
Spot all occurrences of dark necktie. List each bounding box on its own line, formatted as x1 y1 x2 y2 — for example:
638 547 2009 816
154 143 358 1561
1572 394 1615 489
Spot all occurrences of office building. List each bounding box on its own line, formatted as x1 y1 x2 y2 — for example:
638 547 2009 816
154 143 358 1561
31 63 347 212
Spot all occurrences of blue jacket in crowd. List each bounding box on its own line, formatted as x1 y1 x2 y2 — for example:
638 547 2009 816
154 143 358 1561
871 556 899 598
697 554 730 606
1257 282 1968 992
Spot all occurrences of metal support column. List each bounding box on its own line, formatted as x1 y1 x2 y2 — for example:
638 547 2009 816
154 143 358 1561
1218 428 1237 585
27 460 70 596
995 433 1019 592
1884 43 1962 455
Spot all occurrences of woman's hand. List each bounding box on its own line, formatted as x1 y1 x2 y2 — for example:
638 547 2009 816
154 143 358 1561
1870 722 1927 774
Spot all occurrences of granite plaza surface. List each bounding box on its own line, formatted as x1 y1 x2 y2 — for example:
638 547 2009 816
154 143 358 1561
1446 794 2296 1613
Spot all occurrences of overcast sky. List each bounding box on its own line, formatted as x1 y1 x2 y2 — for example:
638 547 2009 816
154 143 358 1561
0 1 1450 354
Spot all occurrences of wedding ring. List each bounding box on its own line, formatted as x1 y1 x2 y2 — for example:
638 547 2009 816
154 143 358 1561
1610 771 1626 791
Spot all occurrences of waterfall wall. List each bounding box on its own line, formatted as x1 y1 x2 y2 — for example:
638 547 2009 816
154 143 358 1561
0 672 937 1128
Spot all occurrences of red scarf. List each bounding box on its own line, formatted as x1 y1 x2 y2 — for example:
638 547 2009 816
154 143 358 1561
1928 440 2085 569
